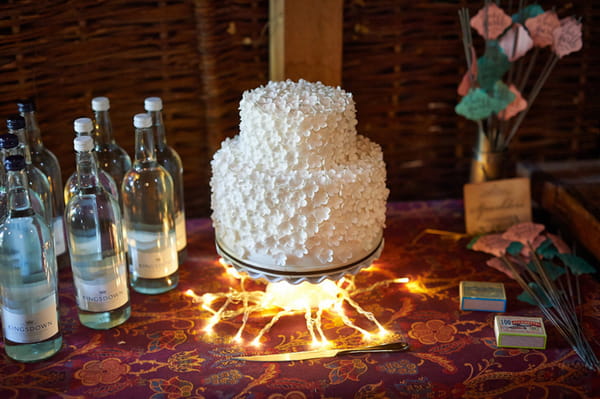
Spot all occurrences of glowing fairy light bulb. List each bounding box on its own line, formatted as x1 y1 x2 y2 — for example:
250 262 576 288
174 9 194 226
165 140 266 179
191 259 409 345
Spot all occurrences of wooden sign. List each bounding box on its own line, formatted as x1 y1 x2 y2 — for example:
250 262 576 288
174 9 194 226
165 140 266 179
464 177 532 234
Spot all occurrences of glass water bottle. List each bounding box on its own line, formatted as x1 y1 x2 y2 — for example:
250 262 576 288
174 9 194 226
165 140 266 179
0 133 49 226
122 113 178 294
0 154 62 362
64 117 119 206
65 122 131 329
17 99 69 269
144 97 187 265
91 97 132 201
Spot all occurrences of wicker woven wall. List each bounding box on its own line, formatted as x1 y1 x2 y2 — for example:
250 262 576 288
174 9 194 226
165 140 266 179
1 0 598 218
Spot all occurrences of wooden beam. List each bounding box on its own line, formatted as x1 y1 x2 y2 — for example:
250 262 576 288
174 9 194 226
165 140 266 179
269 0 343 86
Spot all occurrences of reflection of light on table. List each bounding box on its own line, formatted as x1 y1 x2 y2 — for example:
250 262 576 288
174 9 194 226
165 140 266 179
185 258 409 347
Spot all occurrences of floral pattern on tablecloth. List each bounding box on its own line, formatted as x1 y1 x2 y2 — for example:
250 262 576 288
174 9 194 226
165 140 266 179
0 201 598 398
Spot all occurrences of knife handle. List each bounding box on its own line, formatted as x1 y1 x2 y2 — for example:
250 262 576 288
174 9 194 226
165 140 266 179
335 341 409 356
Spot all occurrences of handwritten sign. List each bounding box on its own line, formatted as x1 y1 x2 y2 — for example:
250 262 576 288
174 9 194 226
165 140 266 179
464 177 532 234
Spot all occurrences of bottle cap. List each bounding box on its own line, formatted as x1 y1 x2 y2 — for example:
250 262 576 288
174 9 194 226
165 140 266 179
91 96 110 112
144 97 163 112
16 99 35 113
133 113 152 128
0 134 19 149
4 155 26 171
74 117 94 134
74 135 94 152
6 115 25 130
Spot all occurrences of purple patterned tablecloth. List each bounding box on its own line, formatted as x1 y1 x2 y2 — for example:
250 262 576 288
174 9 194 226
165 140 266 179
1 200 599 398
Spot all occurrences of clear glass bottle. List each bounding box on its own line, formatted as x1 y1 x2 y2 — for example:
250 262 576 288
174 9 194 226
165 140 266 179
1 115 54 228
0 154 62 362
65 121 131 329
0 131 49 226
0 154 7 223
17 99 69 269
91 97 132 205
144 97 187 265
64 117 119 206
122 113 178 294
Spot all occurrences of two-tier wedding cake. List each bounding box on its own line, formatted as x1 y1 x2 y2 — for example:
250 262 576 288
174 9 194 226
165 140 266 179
210 79 389 282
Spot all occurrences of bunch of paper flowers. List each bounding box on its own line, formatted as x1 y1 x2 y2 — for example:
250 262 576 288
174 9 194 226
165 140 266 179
456 2 583 151
468 222 599 370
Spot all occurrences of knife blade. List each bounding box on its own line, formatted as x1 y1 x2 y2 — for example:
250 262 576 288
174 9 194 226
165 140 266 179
234 340 409 362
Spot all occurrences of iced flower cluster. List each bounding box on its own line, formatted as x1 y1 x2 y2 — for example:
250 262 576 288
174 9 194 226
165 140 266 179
210 80 389 269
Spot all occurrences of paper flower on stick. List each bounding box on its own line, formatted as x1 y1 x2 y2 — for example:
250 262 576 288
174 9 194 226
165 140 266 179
525 11 561 47
553 17 583 58
457 2 584 151
499 24 533 61
470 3 512 39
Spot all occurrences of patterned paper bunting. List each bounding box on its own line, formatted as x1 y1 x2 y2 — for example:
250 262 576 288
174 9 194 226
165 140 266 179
525 10 561 48
498 84 527 120
512 4 544 24
470 3 513 40
477 42 510 91
499 24 534 61
458 46 478 96
553 16 583 58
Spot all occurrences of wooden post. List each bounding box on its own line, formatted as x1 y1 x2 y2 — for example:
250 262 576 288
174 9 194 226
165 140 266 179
269 0 343 86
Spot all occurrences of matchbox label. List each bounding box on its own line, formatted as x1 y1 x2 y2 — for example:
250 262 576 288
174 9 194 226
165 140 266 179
497 316 544 334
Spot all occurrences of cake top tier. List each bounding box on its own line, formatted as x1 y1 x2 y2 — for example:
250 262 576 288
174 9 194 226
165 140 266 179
238 80 358 171
243 79 352 116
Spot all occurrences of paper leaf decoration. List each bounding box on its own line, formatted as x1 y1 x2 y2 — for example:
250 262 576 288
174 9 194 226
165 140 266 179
498 84 527 120
512 4 544 24
455 89 496 121
527 260 565 280
471 3 512 40
477 42 510 91
470 233 512 257
553 16 583 58
486 257 516 279
506 241 524 256
491 81 516 113
458 46 478 96
499 24 533 61
547 233 571 254
502 222 545 245
518 282 552 307
535 239 559 259
558 253 596 275
525 10 561 48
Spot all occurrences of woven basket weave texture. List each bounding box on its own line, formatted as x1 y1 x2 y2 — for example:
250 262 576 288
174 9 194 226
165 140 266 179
1 0 598 217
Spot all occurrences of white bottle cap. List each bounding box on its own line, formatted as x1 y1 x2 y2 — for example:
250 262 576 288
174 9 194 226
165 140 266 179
144 97 163 111
74 135 94 152
133 113 152 128
91 96 110 111
74 117 94 134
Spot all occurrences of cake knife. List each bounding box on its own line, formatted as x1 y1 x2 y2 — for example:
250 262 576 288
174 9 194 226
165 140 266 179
233 340 409 362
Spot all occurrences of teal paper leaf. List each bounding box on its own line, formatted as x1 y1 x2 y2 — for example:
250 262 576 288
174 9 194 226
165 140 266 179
512 4 545 24
517 282 552 307
535 239 559 259
558 253 596 275
455 89 495 121
477 42 511 91
506 241 524 256
527 259 565 280
491 81 516 113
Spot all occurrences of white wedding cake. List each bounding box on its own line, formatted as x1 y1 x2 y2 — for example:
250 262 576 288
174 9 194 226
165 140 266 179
210 80 389 279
